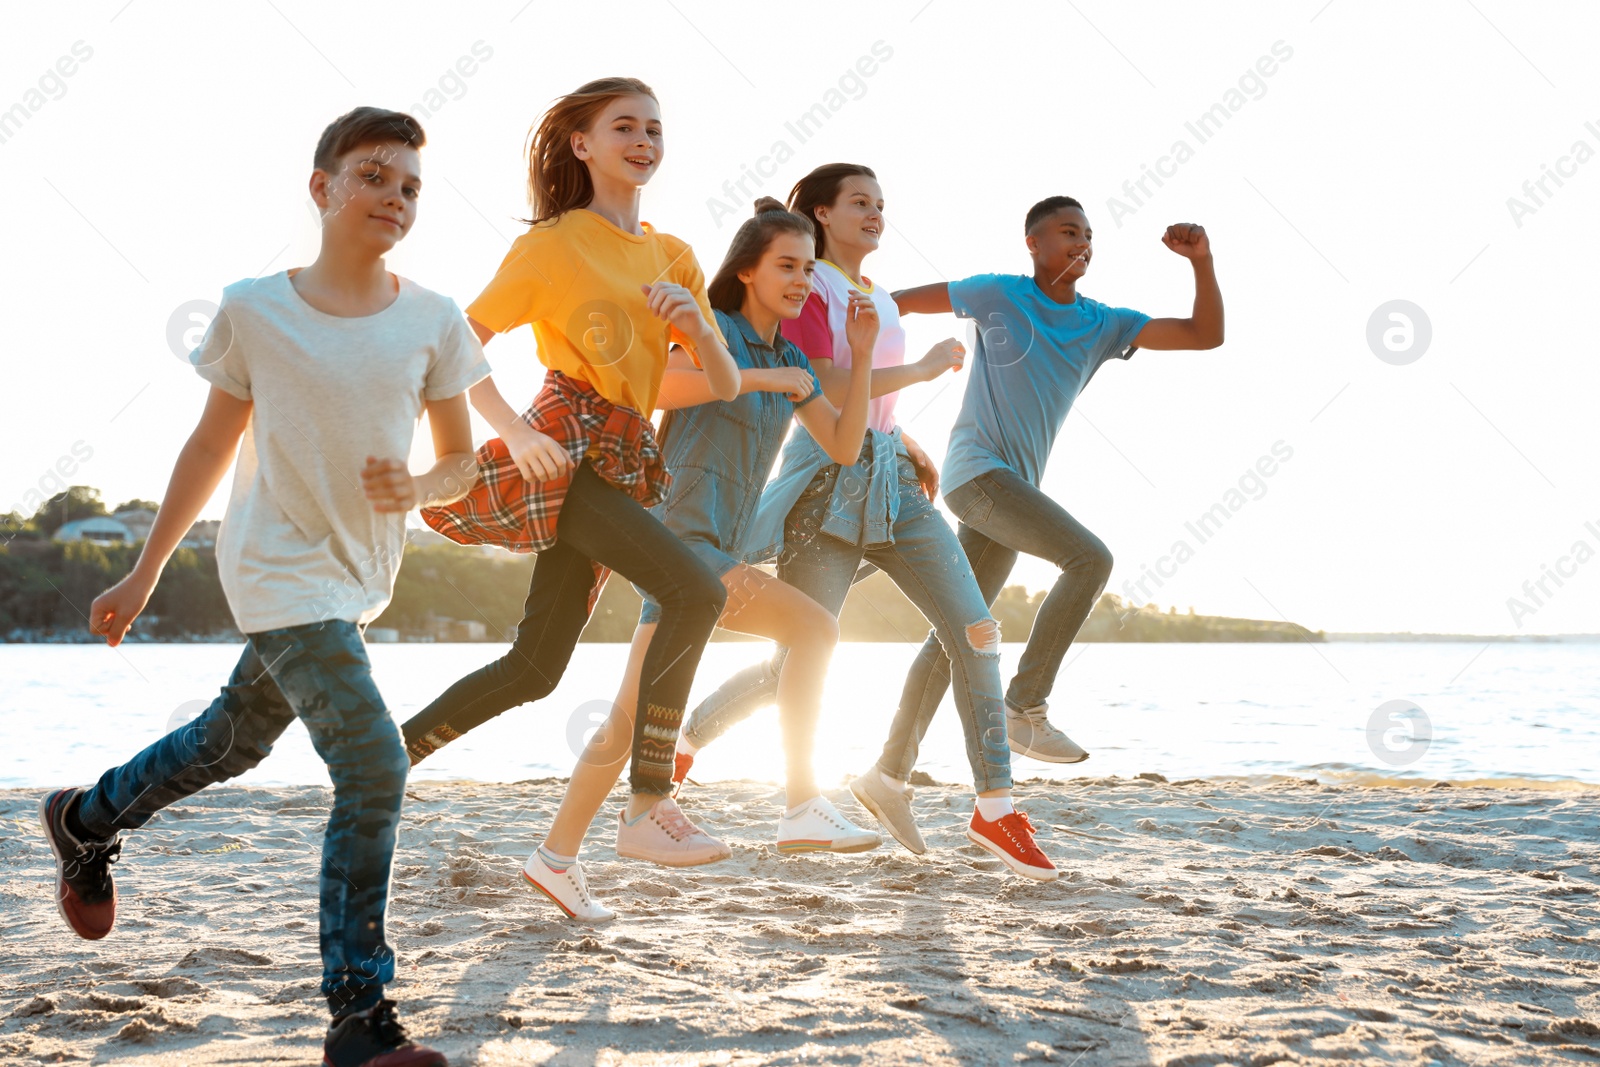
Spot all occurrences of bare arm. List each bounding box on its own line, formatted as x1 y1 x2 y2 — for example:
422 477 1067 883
463 316 575 483
899 430 940 501
657 345 802 411
643 283 740 402
892 282 954 316
88 386 252 645
360 392 480 512
1132 224 1224 351
794 290 877 464
812 336 964 404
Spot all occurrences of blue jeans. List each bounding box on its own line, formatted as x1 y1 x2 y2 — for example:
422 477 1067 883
75 620 408 1016
881 467 1113 777
683 456 1013 792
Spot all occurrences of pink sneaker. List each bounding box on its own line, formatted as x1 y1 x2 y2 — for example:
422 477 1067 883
615 797 730 867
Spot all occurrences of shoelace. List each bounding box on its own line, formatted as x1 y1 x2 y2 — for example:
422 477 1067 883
1019 705 1059 731
66 838 121 892
816 805 846 829
997 812 1043 855
364 1000 410 1046
654 803 697 842
565 865 594 905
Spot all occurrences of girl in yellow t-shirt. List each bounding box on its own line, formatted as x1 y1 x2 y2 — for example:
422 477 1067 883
404 77 741 869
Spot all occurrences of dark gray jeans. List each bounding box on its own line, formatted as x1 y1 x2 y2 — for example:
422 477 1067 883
877 466 1113 779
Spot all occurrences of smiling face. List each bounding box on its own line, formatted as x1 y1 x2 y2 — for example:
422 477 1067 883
571 93 663 191
738 231 816 321
1027 205 1093 282
814 175 884 262
314 141 421 252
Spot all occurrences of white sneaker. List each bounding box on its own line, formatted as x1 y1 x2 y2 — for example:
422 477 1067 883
776 795 882 855
522 849 615 923
615 797 731 867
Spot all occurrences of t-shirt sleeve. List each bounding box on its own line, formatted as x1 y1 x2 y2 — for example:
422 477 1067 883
666 246 723 368
780 292 834 362
1105 304 1152 361
947 274 1001 321
192 293 251 400
780 339 824 410
464 229 560 335
425 301 493 400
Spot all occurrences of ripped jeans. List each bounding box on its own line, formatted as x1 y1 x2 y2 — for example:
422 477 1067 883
682 455 1013 792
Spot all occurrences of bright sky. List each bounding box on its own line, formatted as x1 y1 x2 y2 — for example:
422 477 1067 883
3 1 1596 636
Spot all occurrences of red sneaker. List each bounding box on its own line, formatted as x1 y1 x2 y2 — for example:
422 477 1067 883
967 808 1058 881
671 752 695 795
38 788 121 939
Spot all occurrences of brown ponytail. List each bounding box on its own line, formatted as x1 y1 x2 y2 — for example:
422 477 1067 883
705 201 816 312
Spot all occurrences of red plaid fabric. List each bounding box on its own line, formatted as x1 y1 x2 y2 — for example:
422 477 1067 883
420 370 671 612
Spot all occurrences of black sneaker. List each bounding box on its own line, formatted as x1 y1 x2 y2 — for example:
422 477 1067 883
323 1000 447 1067
38 788 121 940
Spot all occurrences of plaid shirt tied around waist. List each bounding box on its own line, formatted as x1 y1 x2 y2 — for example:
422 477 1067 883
420 369 671 611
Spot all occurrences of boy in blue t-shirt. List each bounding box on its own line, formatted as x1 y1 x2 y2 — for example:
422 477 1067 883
871 196 1223 795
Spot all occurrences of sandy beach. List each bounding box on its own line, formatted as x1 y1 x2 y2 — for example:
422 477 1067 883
3 775 1598 1065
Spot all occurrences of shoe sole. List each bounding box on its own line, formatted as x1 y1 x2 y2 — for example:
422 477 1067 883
37 791 114 941
848 780 927 856
521 868 615 924
1007 739 1090 764
614 844 731 868
776 835 882 855
965 828 1059 882
322 1047 448 1067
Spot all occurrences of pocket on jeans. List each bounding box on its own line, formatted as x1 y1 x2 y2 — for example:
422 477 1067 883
953 485 994 526
895 456 922 490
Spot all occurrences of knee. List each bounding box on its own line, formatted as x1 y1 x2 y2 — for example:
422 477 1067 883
1066 538 1114 587
666 567 727 625
496 654 560 706
182 711 268 780
778 598 839 652
331 728 410 796
963 616 1002 657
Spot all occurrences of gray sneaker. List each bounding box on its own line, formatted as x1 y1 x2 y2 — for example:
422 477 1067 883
1006 702 1089 764
848 772 927 855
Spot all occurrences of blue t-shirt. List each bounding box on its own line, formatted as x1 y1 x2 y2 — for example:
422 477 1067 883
940 274 1149 494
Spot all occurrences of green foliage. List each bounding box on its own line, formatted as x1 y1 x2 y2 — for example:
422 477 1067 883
375 544 534 639
0 520 1321 643
30 486 107 536
0 539 229 636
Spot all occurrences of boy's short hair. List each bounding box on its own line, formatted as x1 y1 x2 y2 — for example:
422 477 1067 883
313 106 426 173
1024 195 1085 234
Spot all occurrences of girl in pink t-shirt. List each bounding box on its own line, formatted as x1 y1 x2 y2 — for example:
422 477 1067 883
676 164 1065 884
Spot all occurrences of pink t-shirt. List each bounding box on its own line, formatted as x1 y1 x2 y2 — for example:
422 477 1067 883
780 259 907 434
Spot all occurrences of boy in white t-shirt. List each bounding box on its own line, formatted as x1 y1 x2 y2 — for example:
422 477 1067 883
36 107 489 1067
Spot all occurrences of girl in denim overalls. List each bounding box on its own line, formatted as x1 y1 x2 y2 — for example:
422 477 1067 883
524 201 886 921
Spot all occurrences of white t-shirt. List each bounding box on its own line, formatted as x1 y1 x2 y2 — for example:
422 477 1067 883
194 270 491 633
807 259 907 433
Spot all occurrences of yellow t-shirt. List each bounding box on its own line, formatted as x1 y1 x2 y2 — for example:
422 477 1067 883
466 209 722 413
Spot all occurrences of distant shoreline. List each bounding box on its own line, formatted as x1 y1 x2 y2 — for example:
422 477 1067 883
4 631 1597 645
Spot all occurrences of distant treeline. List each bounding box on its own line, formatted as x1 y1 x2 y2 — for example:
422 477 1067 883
1 534 1323 644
